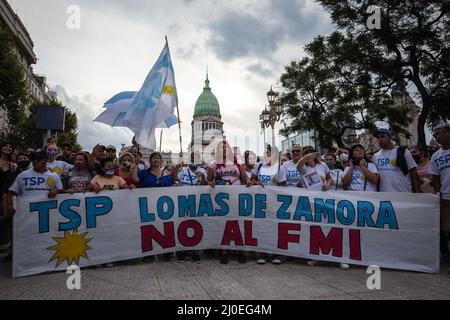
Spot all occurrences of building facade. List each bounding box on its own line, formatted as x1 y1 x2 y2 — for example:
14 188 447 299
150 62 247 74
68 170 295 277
190 74 224 163
0 0 57 141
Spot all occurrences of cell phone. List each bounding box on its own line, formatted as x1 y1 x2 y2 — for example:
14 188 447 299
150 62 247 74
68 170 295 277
352 159 360 166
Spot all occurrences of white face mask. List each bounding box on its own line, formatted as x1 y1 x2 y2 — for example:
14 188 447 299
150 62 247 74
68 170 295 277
339 153 349 162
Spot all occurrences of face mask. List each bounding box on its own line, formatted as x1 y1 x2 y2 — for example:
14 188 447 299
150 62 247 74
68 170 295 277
75 163 86 171
325 161 335 170
18 160 30 169
122 161 132 170
339 154 349 162
105 169 115 176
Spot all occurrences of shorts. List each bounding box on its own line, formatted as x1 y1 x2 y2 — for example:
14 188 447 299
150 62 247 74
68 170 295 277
441 199 450 232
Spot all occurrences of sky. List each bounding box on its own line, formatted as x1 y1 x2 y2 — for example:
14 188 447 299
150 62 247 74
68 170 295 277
8 0 334 154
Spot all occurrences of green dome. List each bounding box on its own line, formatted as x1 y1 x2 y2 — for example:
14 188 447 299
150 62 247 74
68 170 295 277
194 76 221 118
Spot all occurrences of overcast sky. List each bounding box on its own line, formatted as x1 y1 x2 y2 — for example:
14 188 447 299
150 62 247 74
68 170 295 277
8 0 333 154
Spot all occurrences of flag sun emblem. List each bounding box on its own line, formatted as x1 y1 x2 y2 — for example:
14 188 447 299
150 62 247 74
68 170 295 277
47 229 93 267
162 85 175 96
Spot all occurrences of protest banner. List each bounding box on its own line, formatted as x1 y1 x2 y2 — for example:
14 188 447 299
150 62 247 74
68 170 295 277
13 186 440 277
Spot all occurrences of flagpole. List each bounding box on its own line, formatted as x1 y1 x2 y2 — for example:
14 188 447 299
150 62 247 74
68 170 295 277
166 36 184 161
160 129 163 153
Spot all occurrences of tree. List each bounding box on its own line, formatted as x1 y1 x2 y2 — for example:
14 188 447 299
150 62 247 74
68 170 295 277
8 99 82 151
279 33 411 148
318 0 450 148
0 22 30 140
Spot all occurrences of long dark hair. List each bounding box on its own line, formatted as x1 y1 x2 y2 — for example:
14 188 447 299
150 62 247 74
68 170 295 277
0 142 14 161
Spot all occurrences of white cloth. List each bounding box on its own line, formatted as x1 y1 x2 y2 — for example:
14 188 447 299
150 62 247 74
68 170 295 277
343 164 378 192
9 169 63 197
373 147 417 192
429 148 450 200
47 160 72 178
252 162 287 186
282 160 302 187
178 167 208 186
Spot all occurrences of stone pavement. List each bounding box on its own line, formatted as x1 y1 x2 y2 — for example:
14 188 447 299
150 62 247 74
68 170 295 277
1 250 450 300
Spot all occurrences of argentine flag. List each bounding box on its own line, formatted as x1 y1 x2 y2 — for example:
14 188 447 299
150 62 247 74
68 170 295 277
122 40 179 149
94 40 179 149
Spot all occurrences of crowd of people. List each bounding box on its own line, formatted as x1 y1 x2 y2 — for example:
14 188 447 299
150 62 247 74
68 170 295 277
0 125 449 269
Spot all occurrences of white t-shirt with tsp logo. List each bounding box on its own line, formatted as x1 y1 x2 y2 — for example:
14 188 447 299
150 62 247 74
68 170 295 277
252 162 287 186
429 148 450 200
282 160 302 187
343 163 378 192
372 147 417 192
9 169 63 197
178 167 208 186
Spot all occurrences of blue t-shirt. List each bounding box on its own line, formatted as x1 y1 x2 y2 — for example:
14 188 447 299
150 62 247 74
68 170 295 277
138 169 174 188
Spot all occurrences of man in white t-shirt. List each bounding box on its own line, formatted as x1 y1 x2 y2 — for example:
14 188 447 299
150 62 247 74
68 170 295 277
429 123 450 265
282 144 303 187
251 146 287 187
7 150 63 216
372 128 420 193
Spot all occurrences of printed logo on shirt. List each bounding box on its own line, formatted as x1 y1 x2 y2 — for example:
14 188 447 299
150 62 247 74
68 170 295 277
51 166 62 174
352 173 366 182
103 185 115 190
23 177 47 187
434 154 450 170
259 175 272 183
47 177 56 188
287 170 300 178
377 158 397 169
72 181 88 192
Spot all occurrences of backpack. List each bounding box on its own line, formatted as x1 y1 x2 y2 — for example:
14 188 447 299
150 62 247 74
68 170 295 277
396 146 409 176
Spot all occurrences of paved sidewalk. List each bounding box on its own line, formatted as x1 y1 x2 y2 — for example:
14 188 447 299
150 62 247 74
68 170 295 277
1 251 449 300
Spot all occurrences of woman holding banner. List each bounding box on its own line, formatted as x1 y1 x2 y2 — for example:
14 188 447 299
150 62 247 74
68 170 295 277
138 152 178 262
250 145 286 265
281 144 303 188
64 153 94 193
208 140 249 264
342 144 379 192
115 152 139 187
296 146 332 192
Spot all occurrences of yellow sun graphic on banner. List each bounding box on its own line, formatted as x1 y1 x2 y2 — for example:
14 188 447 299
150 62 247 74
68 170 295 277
48 229 93 267
47 177 56 189
162 85 175 96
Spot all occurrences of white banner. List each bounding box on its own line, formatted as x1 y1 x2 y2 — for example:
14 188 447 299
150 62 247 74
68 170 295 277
13 186 440 277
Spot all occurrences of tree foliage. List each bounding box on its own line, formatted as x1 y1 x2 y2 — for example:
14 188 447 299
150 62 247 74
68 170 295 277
0 22 81 151
317 0 450 147
279 33 411 148
0 22 29 136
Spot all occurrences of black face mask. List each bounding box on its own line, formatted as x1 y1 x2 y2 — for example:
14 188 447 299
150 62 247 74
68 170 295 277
18 160 30 169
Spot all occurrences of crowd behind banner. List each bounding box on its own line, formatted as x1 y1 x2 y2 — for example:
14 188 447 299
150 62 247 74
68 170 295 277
1 124 449 270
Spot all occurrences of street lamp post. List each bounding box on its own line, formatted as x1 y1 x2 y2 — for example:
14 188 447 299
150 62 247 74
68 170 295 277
260 87 283 148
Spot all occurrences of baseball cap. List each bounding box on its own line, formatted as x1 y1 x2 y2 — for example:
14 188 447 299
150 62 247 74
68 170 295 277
106 145 116 151
433 123 450 133
94 144 106 150
373 128 392 138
